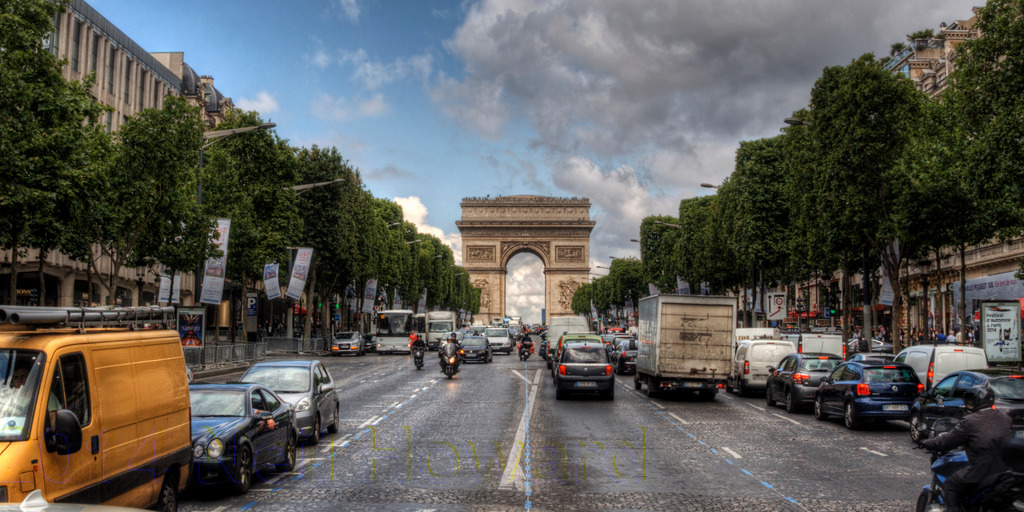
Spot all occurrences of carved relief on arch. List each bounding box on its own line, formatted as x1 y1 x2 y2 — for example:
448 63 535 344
500 241 550 267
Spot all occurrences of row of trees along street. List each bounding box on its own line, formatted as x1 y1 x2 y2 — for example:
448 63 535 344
630 0 1024 352
0 0 480 341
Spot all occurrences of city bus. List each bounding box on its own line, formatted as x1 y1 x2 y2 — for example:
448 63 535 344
373 309 415 354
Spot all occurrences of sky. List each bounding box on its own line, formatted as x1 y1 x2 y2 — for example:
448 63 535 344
87 0 975 324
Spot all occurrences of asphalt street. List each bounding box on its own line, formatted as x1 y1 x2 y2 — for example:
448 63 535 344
182 352 930 512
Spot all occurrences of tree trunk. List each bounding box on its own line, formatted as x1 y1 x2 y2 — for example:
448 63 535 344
958 244 968 344
241 273 249 343
841 256 852 346
8 232 20 304
38 251 46 306
934 249 943 334
303 262 316 343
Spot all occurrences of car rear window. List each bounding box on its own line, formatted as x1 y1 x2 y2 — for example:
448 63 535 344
800 358 840 372
990 377 1024 399
617 339 637 351
863 367 916 383
563 347 607 364
749 344 789 362
463 337 486 347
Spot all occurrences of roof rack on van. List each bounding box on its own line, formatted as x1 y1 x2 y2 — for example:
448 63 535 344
0 305 174 329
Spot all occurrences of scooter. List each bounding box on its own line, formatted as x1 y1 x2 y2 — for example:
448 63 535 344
518 342 533 361
917 419 1024 512
412 347 424 370
440 343 461 379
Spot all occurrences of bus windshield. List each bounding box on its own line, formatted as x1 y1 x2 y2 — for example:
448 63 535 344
0 349 46 442
376 312 413 336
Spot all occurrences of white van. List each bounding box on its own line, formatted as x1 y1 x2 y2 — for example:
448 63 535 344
799 333 845 359
728 339 796 396
547 316 591 339
894 345 988 390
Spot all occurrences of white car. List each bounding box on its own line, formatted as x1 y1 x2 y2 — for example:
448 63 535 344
485 327 514 354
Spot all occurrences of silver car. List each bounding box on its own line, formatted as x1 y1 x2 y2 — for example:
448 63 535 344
331 331 365 356
239 360 339 444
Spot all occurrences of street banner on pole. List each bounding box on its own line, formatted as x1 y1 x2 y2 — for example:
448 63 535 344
362 279 378 314
981 301 1022 364
417 290 427 314
285 248 313 300
264 263 281 300
677 277 690 295
200 219 231 305
700 282 710 295
879 266 895 306
394 289 403 310
648 283 660 296
171 275 181 304
766 292 787 321
158 274 171 303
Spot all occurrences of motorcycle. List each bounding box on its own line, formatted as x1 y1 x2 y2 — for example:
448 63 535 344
412 346 424 370
519 342 533 361
917 419 1024 512
440 343 461 379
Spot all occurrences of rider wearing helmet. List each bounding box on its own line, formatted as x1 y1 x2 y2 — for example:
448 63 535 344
409 331 426 351
920 384 1013 512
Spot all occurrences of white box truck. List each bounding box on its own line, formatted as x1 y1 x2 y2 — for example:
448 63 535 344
635 295 736 399
426 310 458 350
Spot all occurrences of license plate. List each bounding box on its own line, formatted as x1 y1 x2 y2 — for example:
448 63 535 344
883 404 908 411
575 381 598 388
683 382 703 388
1016 430 1024 438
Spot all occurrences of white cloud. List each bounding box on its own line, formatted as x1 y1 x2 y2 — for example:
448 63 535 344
506 254 545 324
312 50 331 69
394 196 464 265
339 0 360 22
341 49 434 90
235 91 279 114
311 93 389 121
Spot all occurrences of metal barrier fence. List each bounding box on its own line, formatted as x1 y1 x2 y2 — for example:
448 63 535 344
263 337 326 354
183 342 268 369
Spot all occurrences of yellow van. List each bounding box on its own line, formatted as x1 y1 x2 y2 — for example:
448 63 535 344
0 306 189 511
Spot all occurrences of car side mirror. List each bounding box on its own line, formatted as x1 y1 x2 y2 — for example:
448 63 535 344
320 383 333 394
255 410 274 422
767 366 775 373
46 409 83 455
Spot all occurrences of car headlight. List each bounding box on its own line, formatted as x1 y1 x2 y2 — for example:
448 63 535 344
295 397 312 411
192 443 205 459
207 438 224 458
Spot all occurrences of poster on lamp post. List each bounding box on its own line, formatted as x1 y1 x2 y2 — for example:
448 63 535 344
176 307 205 347
264 263 281 300
980 301 1022 364
362 279 378 314
171 275 181 304
158 274 171 303
285 248 313 300
200 219 231 305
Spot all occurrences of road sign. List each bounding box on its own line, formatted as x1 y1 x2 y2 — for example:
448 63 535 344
766 292 786 321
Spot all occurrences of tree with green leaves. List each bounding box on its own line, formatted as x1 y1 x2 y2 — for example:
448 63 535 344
0 0 109 303
639 216 682 293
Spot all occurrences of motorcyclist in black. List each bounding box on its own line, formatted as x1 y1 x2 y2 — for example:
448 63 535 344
520 333 534 352
919 384 1013 512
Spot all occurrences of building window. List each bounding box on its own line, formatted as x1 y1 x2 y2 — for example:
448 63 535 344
153 81 160 108
123 57 131 104
71 22 81 71
90 33 99 74
105 111 112 133
107 47 115 91
138 71 145 110
45 13 60 56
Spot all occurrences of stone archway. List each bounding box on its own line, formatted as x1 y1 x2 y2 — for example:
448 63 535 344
456 196 595 322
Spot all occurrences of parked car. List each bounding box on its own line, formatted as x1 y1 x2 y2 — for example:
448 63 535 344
553 341 615 400
239 360 339 444
461 336 493 363
846 352 896 363
814 361 923 429
908 368 1024 442
485 327 514 354
766 353 843 413
610 336 638 375
539 338 550 361
893 344 988 390
330 331 364 356
600 334 619 350
727 339 796 396
189 383 297 494
362 333 376 353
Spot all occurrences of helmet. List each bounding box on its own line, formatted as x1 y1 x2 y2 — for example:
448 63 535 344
963 384 995 413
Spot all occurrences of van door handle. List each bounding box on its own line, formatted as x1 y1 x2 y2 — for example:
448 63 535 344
90 435 99 455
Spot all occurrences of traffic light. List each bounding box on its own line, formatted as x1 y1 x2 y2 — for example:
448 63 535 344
828 294 838 316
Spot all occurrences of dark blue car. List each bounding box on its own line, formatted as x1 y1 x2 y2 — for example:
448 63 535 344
189 383 298 494
814 361 923 429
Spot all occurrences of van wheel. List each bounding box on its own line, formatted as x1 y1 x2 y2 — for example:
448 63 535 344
156 471 178 512
232 447 253 494
327 404 339 434
634 376 642 391
280 431 297 472
645 379 659 398
738 380 748 397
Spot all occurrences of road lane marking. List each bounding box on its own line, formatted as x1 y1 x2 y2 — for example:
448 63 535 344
745 403 764 411
668 412 690 425
389 401 400 408
721 447 742 459
533 370 542 384
499 371 540 491
358 416 379 428
371 417 384 426
511 370 528 383
771 413 802 426
650 401 665 409
859 447 888 457
264 460 310 485
322 434 353 453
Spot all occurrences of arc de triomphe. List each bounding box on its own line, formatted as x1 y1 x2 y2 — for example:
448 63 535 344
456 195 595 322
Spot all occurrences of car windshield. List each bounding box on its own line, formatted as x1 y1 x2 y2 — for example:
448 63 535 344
463 337 486 347
863 367 916 383
617 339 637 351
486 329 508 337
190 389 246 417
240 366 310 393
335 332 357 340
990 377 1024 400
429 321 453 333
0 350 45 442
564 346 607 364
800 358 840 372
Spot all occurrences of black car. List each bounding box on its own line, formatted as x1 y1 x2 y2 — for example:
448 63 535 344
909 368 1024 442
553 341 615 400
189 383 297 494
766 353 843 413
461 336 493 363
814 361 922 429
610 336 638 375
